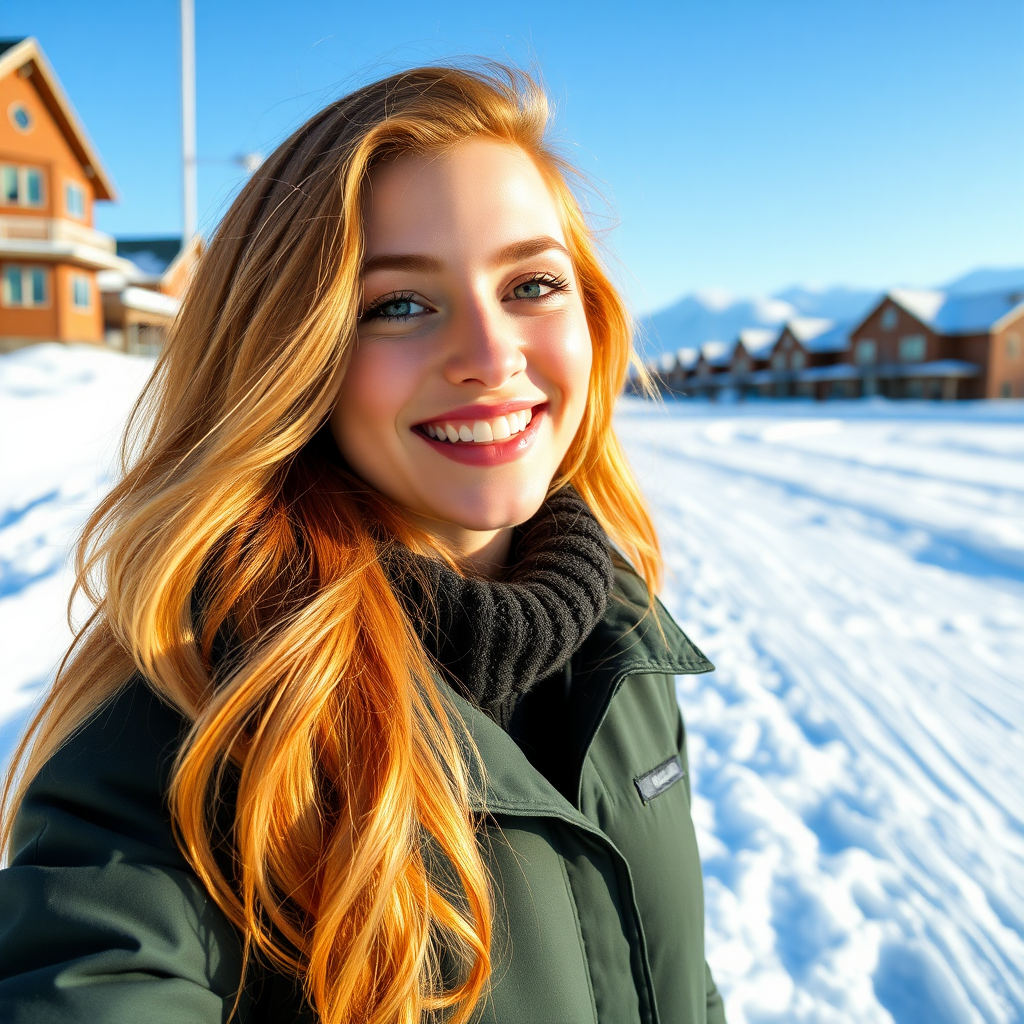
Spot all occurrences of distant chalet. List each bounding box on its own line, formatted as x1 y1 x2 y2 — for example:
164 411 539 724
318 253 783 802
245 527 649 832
647 288 1024 402
0 37 198 354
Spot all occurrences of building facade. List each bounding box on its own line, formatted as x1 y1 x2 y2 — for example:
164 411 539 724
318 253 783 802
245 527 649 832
0 38 190 354
650 288 1024 401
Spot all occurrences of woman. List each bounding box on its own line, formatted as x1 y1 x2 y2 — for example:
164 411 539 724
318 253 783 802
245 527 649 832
0 65 725 1024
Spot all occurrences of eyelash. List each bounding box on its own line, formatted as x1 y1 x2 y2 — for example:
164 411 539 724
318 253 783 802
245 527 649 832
359 273 570 322
360 291 423 323
518 272 569 294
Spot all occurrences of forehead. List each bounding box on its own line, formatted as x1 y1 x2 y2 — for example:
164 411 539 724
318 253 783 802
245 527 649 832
362 139 566 257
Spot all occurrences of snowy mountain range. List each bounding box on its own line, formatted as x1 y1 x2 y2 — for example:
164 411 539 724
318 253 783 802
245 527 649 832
639 267 1024 360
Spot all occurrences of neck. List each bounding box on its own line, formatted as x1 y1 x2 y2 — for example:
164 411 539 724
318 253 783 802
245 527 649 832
409 517 514 578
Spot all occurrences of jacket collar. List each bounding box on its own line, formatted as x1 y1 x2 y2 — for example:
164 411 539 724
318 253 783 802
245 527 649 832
451 560 713 821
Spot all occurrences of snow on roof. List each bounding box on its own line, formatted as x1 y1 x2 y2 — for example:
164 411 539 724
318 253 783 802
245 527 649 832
701 339 735 367
889 288 1024 334
120 286 179 317
935 292 1024 333
676 347 700 369
787 317 835 343
803 321 851 354
737 327 778 357
889 289 947 325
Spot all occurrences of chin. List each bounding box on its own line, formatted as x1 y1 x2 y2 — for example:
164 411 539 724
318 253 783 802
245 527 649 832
428 480 551 532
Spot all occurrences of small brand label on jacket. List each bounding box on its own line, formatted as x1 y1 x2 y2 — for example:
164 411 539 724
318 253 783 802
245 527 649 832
634 755 685 803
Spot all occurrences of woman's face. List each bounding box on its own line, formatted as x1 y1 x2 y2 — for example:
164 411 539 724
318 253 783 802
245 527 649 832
330 139 593 566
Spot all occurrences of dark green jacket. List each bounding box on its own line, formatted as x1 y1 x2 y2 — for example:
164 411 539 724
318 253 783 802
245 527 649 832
0 565 726 1023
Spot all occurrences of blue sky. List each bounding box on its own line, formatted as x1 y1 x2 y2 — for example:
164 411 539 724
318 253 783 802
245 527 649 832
5 1 1022 312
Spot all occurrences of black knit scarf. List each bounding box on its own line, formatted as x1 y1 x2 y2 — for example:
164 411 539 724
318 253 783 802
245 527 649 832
384 486 615 731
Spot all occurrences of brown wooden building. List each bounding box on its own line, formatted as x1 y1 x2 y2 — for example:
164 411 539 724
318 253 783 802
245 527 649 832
848 289 1024 400
0 38 191 353
649 286 1024 402
0 37 122 349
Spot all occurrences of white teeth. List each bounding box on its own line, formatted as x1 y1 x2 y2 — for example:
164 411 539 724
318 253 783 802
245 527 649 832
423 407 537 443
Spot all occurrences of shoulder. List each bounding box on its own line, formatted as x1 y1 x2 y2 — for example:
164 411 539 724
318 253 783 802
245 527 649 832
11 675 190 867
598 553 714 678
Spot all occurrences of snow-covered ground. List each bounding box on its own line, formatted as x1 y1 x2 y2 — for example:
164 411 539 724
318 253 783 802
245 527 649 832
2 345 1023 1023
617 398 1024 1024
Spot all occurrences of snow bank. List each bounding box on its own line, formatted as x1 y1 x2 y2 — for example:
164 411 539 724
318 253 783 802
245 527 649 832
0 344 154 753
1 344 1022 1023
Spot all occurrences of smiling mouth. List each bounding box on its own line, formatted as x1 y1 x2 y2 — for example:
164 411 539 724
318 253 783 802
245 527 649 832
414 404 546 445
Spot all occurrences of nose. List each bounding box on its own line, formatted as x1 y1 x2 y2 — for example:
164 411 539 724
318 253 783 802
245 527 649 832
442 292 527 389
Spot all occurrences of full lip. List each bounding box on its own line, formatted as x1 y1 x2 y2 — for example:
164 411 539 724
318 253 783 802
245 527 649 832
412 398 545 428
412 399 549 466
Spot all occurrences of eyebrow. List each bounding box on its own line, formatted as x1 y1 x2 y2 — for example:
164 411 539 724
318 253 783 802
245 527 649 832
491 235 571 267
361 253 443 275
360 235 570 276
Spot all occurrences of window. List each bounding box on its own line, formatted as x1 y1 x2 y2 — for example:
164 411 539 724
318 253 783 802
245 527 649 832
71 274 91 308
855 339 877 364
65 182 86 219
791 350 806 370
9 102 32 132
771 351 786 371
26 169 42 205
0 165 45 207
881 307 899 330
1001 381 1012 398
2 166 17 203
1008 333 1021 359
899 335 926 362
2 265 48 307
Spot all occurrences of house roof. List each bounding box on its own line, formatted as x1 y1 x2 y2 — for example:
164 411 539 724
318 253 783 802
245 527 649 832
889 288 1024 335
806 322 850 354
786 316 834 343
781 316 851 354
116 237 183 276
676 347 700 370
736 327 778 358
0 37 117 201
700 339 735 367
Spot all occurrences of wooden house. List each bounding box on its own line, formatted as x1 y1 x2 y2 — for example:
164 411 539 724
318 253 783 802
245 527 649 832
690 340 735 397
655 346 699 395
847 289 1024 399
0 37 190 353
0 37 123 350
729 327 779 397
99 235 200 353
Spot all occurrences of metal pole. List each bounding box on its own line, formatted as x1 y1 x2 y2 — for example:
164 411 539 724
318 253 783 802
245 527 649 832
181 0 197 244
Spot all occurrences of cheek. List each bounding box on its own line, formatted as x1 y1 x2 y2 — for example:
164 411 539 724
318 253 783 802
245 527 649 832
533 309 593 420
330 342 419 463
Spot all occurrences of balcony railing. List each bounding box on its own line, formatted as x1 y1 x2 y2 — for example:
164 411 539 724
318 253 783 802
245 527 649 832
0 216 116 252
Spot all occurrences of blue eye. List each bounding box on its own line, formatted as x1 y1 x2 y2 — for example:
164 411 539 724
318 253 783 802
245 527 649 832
509 275 567 301
513 281 544 299
362 294 429 322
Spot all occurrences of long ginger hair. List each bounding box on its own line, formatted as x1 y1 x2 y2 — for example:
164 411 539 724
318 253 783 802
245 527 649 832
1 64 661 1023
